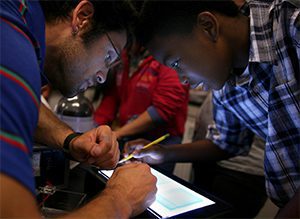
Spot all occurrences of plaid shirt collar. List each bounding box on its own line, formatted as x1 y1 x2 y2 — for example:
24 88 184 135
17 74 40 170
227 1 273 87
228 0 299 87
246 0 299 63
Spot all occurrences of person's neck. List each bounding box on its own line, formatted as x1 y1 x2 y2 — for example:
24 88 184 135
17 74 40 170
230 14 250 70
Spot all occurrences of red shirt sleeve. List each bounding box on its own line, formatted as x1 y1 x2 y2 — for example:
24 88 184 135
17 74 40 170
150 60 189 123
93 82 119 125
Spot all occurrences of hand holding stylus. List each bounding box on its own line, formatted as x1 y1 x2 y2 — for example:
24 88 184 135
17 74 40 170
120 134 170 164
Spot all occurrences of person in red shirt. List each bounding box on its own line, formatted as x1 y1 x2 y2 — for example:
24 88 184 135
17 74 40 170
94 43 189 172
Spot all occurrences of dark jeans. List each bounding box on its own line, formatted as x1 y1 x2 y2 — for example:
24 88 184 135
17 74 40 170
192 162 267 218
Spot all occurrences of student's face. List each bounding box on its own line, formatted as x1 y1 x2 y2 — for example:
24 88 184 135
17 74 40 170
45 31 126 97
147 31 233 90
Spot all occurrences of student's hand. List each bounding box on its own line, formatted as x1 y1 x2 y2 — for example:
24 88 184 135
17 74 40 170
123 139 166 165
106 163 157 217
69 125 120 169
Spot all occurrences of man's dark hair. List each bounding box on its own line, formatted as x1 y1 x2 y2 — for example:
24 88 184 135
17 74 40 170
40 0 138 44
136 0 239 46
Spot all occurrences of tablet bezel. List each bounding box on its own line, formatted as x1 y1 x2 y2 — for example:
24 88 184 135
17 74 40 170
94 166 231 218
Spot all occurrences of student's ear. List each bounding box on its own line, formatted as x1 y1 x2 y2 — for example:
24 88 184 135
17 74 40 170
71 0 94 35
196 12 219 42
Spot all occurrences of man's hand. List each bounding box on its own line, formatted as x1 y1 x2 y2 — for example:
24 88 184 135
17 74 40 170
67 163 157 218
106 163 157 217
123 139 166 165
69 125 120 169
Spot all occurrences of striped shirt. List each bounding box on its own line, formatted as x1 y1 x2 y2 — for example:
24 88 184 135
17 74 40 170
0 0 45 195
207 0 300 207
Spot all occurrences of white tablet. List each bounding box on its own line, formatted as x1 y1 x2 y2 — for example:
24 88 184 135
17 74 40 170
98 167 217 218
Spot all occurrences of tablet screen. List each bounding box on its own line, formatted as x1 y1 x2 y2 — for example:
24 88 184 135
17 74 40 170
98 168 215 218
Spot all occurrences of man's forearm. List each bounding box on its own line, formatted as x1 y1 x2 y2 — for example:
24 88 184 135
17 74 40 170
34 103 74 148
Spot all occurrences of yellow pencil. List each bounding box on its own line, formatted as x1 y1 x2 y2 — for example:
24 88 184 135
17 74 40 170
118 133 170 164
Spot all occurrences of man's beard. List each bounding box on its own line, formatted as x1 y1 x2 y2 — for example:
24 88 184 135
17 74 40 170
44 42 81 97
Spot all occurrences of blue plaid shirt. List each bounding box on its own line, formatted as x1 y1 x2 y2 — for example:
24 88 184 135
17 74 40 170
207 0 300 207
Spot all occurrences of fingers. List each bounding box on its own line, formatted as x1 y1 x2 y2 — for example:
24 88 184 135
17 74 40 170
70 125 120 169
89 129 117 158
133 145 165 165
123 139 150 156
131 146 159 159
90 145 120 169
123 144 143 158
89 127 120 168
118 163 157 217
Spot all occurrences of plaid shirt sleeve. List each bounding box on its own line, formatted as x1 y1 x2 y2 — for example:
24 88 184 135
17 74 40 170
206 94 255 156
263 0 300 207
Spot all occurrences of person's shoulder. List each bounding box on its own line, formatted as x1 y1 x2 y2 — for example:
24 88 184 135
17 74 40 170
0 0 44 42
0 0 24 24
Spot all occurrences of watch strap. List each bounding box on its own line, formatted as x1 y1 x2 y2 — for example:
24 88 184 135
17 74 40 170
63 132 82 153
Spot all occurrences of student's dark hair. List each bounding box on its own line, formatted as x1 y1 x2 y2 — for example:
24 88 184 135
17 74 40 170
40 0 138 44
136 0 239 46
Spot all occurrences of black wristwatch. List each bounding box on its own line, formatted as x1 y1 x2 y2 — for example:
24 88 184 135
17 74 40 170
63 132 82 159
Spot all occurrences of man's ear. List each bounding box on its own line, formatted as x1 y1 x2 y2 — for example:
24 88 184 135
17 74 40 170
71 0 94 35
196 12 219 42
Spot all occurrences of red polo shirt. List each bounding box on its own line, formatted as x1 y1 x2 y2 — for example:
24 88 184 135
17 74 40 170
94 53 189 139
